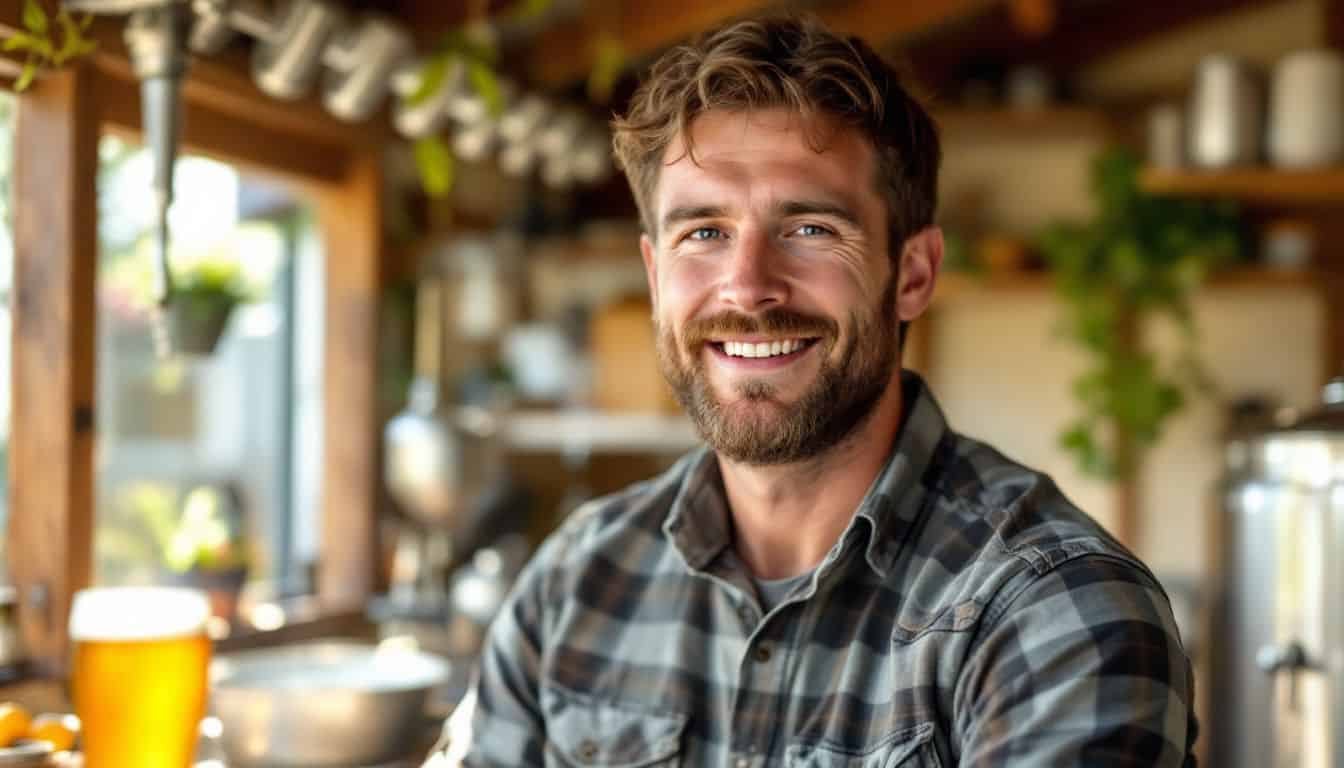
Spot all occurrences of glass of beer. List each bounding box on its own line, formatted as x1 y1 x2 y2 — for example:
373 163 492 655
69 587 212 768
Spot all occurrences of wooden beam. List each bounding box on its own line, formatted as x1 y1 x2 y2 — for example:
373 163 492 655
0 2 386 151
1035 0 1272 71
7 64 99 673
905 0 1269 98
1327 0 1344 49
817 0 1001 48
314 150 385 608
525 0 770 88
524 0 1004 90
96 73 348 186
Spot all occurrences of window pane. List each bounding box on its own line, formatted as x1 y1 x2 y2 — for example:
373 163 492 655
94 135 322 602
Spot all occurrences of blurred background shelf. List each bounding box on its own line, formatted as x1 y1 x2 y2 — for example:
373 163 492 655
935 107 1114 140
1139 167 1344 204
933 266 1320 303
504 409 699 455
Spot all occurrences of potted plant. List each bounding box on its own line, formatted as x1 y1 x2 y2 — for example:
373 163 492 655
167 257 251 356
163 483 251 622
1037 148 1242 481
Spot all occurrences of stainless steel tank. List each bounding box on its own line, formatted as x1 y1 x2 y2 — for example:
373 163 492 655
1212 376 1344 768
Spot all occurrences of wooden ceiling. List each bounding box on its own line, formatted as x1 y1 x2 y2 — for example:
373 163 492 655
376 0 1299 102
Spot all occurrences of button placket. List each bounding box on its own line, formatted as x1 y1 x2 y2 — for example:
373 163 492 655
752 644 772 663
574 739 599 763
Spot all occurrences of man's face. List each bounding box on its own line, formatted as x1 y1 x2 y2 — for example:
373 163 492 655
640 108 900 465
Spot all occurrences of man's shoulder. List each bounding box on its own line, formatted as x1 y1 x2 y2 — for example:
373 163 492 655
931 430 1141 567
526 450 696 575
894 430 1161 632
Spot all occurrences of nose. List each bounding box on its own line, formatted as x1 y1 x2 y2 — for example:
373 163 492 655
717 229 789 312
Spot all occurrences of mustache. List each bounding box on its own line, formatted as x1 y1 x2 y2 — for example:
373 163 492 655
682 309 837 348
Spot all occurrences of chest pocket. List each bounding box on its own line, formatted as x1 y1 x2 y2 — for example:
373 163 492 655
785 722 940 768
542 684 687 767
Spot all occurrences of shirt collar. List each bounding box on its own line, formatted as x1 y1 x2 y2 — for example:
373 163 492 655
662 370 953 578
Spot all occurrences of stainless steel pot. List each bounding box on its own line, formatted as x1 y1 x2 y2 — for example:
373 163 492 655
210 642 450 767
1212 376 1344 768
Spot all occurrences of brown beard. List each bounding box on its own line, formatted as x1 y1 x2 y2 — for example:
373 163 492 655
656 277 900 465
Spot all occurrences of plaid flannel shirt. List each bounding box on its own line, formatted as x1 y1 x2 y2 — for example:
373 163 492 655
442 372 1197 766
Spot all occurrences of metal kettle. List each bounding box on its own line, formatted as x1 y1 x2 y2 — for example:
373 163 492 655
1212 375 1344 768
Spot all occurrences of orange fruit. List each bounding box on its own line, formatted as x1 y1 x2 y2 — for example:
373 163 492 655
27 714 79 752
0 703 32 748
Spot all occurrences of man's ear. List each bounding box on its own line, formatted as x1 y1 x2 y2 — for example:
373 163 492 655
896 226 943 324
640 232 658 314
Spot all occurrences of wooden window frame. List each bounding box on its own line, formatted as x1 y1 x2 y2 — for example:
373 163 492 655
4 15 388 672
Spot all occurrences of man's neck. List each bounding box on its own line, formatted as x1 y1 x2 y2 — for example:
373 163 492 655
718 374 906 580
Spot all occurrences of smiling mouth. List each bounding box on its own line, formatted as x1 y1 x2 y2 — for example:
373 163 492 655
708 338 820 359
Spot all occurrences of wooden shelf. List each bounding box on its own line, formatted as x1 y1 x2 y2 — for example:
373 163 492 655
933 267 1321 302
1139 167 1344 205
935 107 1113 140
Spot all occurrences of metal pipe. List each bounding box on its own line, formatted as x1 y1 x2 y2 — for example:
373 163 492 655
123 5 192 357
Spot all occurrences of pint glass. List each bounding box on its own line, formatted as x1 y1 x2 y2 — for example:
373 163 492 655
69 587 212 768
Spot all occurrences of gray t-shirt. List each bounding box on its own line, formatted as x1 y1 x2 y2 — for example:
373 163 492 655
752 569 813 613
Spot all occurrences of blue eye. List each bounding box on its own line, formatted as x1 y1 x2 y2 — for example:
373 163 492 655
796 224 831 236
687 227 723 241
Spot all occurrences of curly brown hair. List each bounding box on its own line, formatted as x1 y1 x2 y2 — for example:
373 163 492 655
611 14 940 254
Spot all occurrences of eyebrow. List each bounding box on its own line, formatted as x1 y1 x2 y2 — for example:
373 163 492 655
659 199 862 235
774 200 862 228
661 205 725 234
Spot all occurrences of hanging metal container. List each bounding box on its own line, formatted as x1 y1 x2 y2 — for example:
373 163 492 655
251 0 345 100
1188 54 1263 168
391 58 466 139
1211 376 1344 768
322 14 413 122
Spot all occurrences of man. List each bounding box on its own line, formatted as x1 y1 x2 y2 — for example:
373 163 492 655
434 14 1196 767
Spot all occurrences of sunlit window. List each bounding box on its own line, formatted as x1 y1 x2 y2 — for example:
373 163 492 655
94 135 323 604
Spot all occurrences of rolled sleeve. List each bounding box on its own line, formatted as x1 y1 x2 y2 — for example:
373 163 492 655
954 554 1197 767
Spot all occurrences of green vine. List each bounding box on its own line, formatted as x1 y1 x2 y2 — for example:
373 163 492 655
1037 148 1241 480
1 0 97 91
405 3 542 198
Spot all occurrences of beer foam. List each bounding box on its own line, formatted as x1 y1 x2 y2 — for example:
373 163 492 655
69 587 211 642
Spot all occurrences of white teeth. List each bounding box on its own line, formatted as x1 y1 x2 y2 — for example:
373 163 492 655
722 339 806 358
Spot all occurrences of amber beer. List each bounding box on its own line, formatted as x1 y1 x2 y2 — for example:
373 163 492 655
69 587 212 768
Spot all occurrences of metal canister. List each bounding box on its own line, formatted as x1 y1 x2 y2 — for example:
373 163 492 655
1188 54 1263 168
1212 376 1344 768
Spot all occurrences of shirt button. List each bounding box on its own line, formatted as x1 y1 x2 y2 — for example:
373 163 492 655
753 644 772 663
575 739 599 762
738 604 754 623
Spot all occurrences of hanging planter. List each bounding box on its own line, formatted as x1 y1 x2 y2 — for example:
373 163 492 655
168 293 238 356
166 258 251 357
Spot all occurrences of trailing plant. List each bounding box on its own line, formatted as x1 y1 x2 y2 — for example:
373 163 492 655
1037 147 1241 481
402 0 627 198
1 0 97 91
406 0 555 198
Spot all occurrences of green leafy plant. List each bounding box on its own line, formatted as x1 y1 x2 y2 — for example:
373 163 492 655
172 256 252 304
587 35 626 104
405 9 525 198
164 485 249 574
167 256 253 355
1037 148 1241 480
1 0 97 91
